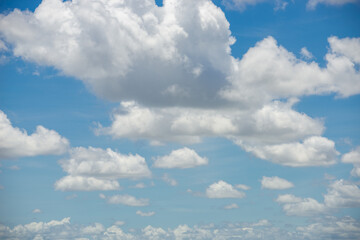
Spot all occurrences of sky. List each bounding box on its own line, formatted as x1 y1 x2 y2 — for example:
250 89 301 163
0 0 360 239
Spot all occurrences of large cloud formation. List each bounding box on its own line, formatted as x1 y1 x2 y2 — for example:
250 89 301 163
0 0 359 168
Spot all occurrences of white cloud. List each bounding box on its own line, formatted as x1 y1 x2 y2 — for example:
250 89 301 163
307 0 359 10
136 210 155 217
221 36 360 103
277 179 360 216
161 173 177 186
107 194 149 207
224 203 239 209
0 110 69 159
276 194 327 216
324 179 360 208
300 47 313 59
55 147 151 191
328 37 360 64
0 0 234 107
241 136 339 167
206 180 246 199
142 225 169 239
342 146 360 177
261 176 294 190
2 1 359 107
54 176 120 191
153 147 208 169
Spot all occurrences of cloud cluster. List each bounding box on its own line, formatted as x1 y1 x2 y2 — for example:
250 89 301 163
153 147 208 169
1 216 359 240
98 100 338 167
1 1 359 168
261 176 294 190
55 147 151 191
206 180 246 198
0 110 69 159
277 179 360 216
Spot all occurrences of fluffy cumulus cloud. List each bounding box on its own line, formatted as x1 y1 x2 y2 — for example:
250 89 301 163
224 203 239 209
206 180 246 198
276 194 327 216
153 147 208 169
97 100 337 167
341 146 360 177
2 217 359 240
54 147 151 191
277 179 360 216
0 110 69 159
307 0 359 10
323 179 360 208
241 136 339 167
1 1 359 167
261 176 294 190
0 0 234 107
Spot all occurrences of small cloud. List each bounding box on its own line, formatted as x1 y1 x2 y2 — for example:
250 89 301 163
162 173 177 186
99 193 106 199
33 70 40 76
206 180 245 199
224 203 239 209
32 209 41 213
107 194 149 206
114 221 125 226
153 147 208 169
136 210 155 217
300 47 314 60
261 176 294 190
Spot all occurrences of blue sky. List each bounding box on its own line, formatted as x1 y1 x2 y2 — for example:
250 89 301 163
0 0 360 239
